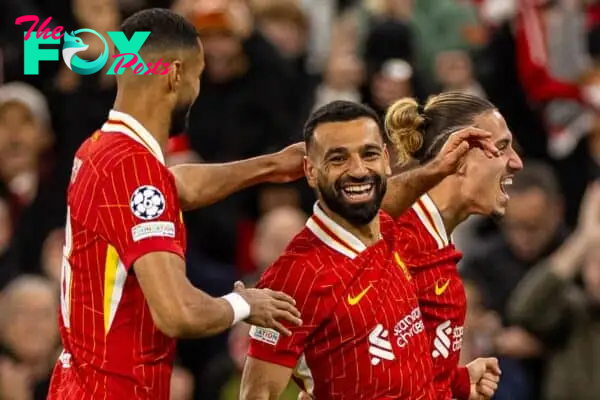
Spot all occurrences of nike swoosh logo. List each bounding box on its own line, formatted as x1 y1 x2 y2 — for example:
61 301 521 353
435 279 450 296
348 285 372 305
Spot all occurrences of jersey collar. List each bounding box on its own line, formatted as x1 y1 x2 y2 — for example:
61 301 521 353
305 202 367 259
101 110 165 165
412 193 451 249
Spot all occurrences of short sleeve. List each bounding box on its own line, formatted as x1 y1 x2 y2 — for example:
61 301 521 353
97 153 184 269
247 256 319 369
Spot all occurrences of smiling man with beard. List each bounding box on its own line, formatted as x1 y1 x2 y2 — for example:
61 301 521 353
240 100 498 400
47 9 310 400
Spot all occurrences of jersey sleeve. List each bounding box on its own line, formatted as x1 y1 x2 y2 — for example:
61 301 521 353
247 256 319 369
450 365 471 400
96 153 184 269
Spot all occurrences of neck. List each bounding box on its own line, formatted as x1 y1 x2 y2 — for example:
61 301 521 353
112 86 170 152
427 180 471 234
319 201 381 246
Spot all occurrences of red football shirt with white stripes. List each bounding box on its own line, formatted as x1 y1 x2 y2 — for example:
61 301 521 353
48 110 187 400
395 194 471 400
247 204 435 400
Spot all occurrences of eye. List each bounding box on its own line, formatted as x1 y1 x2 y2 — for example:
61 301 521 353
363 151 380 160
496 140 510 152
328 155 345 164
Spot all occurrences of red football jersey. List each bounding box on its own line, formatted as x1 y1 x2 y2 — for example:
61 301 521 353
48 110 187 400
248 204 435 400
395 194 470 400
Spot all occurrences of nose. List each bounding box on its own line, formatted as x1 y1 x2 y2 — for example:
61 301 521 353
347 154 369 177
508 149 523 172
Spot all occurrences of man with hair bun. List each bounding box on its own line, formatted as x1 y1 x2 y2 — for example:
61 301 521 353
382 91 523 400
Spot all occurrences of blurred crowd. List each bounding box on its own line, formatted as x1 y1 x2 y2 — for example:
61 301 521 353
1 0 600 399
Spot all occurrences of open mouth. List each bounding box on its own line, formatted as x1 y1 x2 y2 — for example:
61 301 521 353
500 176 513 197
341 182 375 202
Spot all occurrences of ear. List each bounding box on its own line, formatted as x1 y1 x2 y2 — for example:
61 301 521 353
383 145 392 176
303 156 317 189
167 60 183 94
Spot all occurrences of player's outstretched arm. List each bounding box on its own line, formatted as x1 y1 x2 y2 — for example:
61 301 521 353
240 356 294 400
170 143 305 211
382 127 498 218
134 252 301 338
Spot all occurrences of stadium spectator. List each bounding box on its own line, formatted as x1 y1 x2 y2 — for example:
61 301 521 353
508 180 600 400
0 275 59 400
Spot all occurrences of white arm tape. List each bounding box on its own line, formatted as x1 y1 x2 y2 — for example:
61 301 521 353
222 292 251 325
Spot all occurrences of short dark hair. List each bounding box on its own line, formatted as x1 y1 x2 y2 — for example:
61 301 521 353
509 160 561 201
303 101 386 149
121 8 200 54
386 92 496 164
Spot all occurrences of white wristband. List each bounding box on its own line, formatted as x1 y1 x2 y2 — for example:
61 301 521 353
222 293 251 325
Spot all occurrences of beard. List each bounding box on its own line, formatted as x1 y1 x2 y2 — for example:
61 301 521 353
169 102 192 138
318 173 387 226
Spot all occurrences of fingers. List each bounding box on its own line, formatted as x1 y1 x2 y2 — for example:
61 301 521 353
297 392 312 400
273 300 301 319
477 377 499 398
470 138 499 159
267 289 297 306
452 127 492 141
482 371 500 383
274 308 302 327
483 357 501 375
270 319 292 337
445 128 499 158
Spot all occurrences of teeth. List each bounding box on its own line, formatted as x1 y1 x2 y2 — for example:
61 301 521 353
343 184 373 194
502 177 513 186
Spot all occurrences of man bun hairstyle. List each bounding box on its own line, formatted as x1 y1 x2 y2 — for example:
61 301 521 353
386 91 496 164
384 97 425 164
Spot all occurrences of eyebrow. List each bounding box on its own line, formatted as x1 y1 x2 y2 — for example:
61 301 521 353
323 143 382 159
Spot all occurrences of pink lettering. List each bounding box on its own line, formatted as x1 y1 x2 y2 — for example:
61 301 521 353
50 26 63 40
150 58 171 75
112 53 139 74
112 53 170 75
146 61 160 75
160 63 171 75
15 15 64 41
133 62 145 75
143 62 154 75
15 15 39 41
36 17 51 39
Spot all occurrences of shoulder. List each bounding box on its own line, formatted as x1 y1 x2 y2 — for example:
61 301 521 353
257 228 334 295
86 131 164 178
394 208 437 256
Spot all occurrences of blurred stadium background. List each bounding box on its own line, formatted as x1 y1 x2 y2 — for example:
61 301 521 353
1 0 600 399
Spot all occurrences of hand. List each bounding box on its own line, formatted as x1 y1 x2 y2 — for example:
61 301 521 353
466 357 501 400
267 143 306 184
494 327 543 358
576 181 600 245
0 357 33 400
234 281 302 336
430 127 499 176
